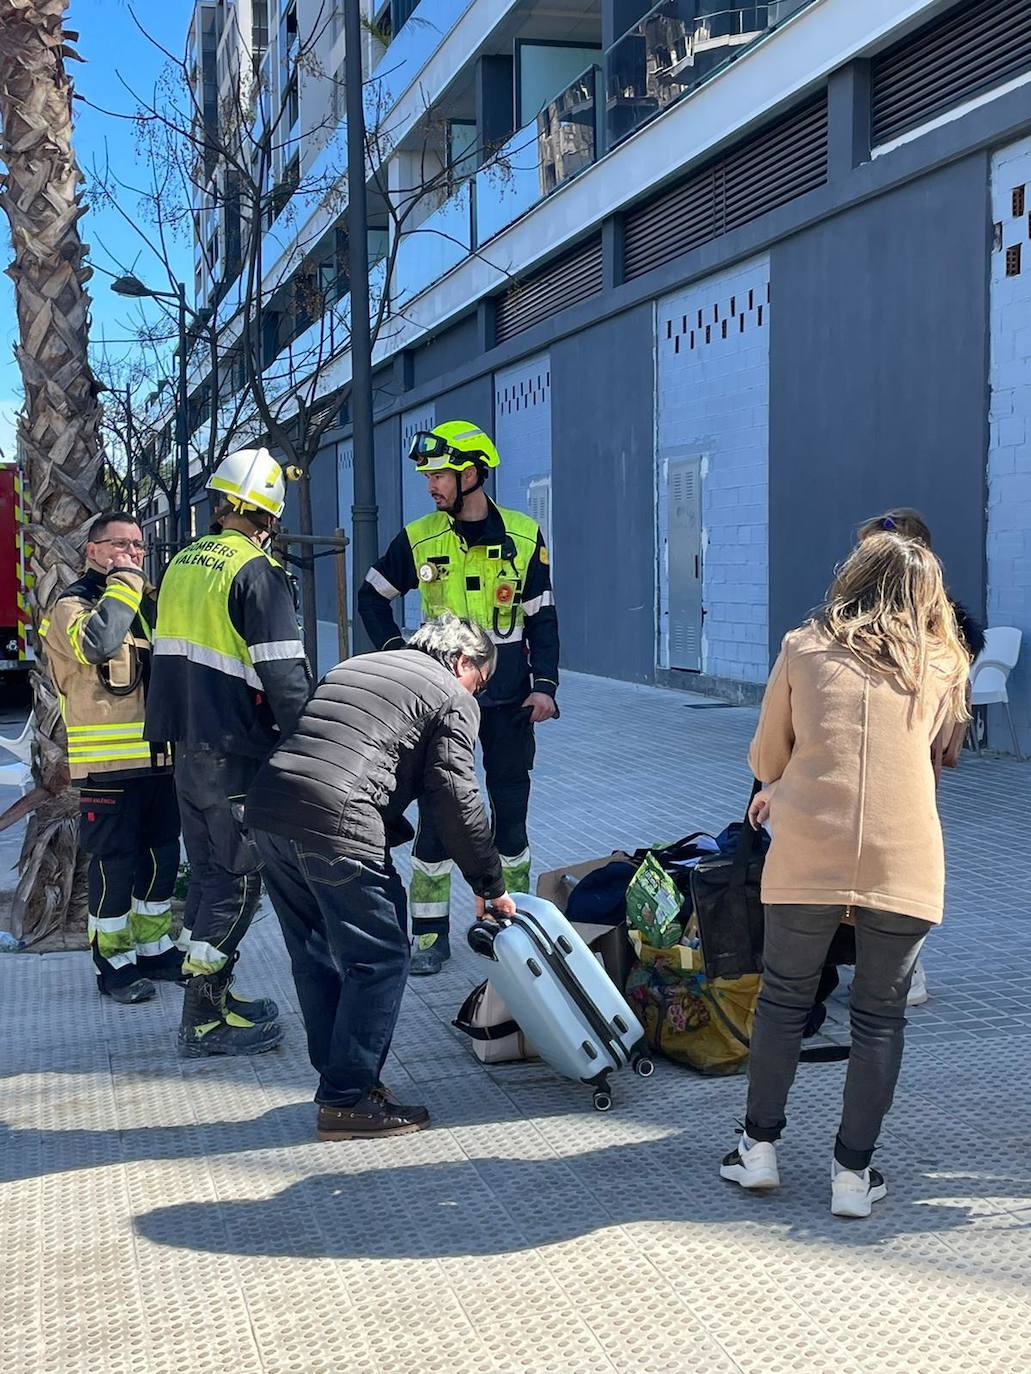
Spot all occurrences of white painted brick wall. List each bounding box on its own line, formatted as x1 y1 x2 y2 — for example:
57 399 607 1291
494 353 553 548
988 137 1031 752
656 255 770 683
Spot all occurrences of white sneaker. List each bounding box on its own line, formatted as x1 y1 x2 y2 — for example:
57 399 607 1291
831 1160 888 1218
906 958 929 1007
720 1135 780 1190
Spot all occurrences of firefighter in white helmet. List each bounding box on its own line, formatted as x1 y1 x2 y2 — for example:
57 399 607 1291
146 447 312 1057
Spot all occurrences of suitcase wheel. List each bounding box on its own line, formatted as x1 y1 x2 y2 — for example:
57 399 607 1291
592 1088 613 1112
632 1055 655 1079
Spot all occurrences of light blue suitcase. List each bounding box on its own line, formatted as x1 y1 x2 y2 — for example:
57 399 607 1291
467 893 653 1110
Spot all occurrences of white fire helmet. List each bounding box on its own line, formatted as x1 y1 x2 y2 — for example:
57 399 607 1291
207 447 290 518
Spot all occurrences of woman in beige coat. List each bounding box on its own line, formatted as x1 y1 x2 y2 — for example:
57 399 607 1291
720 532 969 1218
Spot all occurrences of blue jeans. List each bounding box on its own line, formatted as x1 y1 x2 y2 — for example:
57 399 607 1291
254 830 410 1107
745 904 931 1170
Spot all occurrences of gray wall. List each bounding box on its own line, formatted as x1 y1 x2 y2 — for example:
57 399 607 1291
438 374 494 437
308 444 339 620
411 315 481 390
373 415 402 556
280 456 339 630
550 303 656 681
768 154 990 659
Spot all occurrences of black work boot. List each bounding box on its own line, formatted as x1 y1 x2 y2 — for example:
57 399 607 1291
316 1086 430 1141
103 977 156 1005
178 971 283 1058
137 947 187 985
409 933 451 977
222 950 279 1024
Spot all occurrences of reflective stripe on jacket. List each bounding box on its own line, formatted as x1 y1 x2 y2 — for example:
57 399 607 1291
40 567 168 782
145 530 311 757
358 499 560 708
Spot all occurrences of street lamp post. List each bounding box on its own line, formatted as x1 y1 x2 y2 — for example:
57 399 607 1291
111 274 194 550
344 0 378 652
176 282 190 548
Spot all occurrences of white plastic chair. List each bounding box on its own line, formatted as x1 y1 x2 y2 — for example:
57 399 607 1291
0 717 32 767
969 627 1023 760
0 718 33 794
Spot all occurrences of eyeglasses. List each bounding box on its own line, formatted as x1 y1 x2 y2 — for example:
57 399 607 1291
95 538 146 551
474 666 490 695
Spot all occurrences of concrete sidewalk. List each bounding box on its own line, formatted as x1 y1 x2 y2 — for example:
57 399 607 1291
2 673 1031 1373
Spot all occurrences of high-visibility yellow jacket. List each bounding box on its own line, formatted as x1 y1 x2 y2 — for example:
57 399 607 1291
40 565 170 782
359 499 559 709
145 529 310 757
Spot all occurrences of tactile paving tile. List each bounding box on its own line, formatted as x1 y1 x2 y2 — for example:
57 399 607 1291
4 673 1031 1372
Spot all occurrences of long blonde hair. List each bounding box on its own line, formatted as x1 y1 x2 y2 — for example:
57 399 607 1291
820 532 970 720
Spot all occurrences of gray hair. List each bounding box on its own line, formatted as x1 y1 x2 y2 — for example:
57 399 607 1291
409 613 496 677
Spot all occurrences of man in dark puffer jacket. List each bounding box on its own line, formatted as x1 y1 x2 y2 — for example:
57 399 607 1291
246 614 517 1141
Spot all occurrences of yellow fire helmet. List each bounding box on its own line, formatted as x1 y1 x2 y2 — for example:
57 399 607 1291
408 420 501 474
207 446 299 518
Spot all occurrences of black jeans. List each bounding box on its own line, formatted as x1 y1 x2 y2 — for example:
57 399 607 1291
254 829 410 1107
79 773 180 990
176 749 262 976
411 701 535 936
745 903 931 1170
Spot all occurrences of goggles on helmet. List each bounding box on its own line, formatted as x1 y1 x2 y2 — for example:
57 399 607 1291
409 431 489 472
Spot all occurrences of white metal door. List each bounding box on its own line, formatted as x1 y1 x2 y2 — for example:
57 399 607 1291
667 456 703 671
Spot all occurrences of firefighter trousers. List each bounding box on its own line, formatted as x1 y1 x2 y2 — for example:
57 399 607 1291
175 749 263 977
411 701 534 939
79 773 181 992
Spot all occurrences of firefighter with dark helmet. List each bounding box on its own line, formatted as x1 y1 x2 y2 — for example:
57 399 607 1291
40 510 184 1004
358 420 560 975
145 447 311 1056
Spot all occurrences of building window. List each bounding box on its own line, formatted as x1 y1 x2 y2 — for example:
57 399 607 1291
393 0 419 36
252 0 269 56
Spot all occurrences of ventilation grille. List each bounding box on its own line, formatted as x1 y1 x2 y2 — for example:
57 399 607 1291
871 0 1031 147
623 95 827 282
495 236 603 344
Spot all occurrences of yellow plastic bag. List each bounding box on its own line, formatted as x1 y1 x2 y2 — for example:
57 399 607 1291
626 936 760 1077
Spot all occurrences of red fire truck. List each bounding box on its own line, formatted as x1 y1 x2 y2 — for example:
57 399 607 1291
0 462 34 683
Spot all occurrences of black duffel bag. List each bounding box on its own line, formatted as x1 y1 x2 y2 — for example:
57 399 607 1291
689 783 767 981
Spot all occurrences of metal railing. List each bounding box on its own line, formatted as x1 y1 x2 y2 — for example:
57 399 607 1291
474 64 601 246
606 0 815 148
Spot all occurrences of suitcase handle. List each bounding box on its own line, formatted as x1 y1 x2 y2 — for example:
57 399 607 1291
467 921 500 959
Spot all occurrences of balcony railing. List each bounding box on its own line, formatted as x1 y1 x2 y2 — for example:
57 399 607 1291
263 258 388 400
606 0 815 147
537 65 599 195
367 0 475 114
392 182 474 308
475 65 600 246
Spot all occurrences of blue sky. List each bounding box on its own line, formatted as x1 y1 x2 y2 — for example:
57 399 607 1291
0 0 195 458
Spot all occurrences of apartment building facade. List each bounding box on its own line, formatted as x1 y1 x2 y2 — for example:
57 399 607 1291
171 0 1031 748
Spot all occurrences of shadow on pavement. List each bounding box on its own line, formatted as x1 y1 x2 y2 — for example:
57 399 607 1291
129 1143 1031 1277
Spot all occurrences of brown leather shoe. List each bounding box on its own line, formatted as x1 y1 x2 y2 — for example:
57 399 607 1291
317 1087 430 1141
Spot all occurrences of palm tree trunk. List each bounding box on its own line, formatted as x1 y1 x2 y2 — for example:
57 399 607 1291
0 0 105 944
